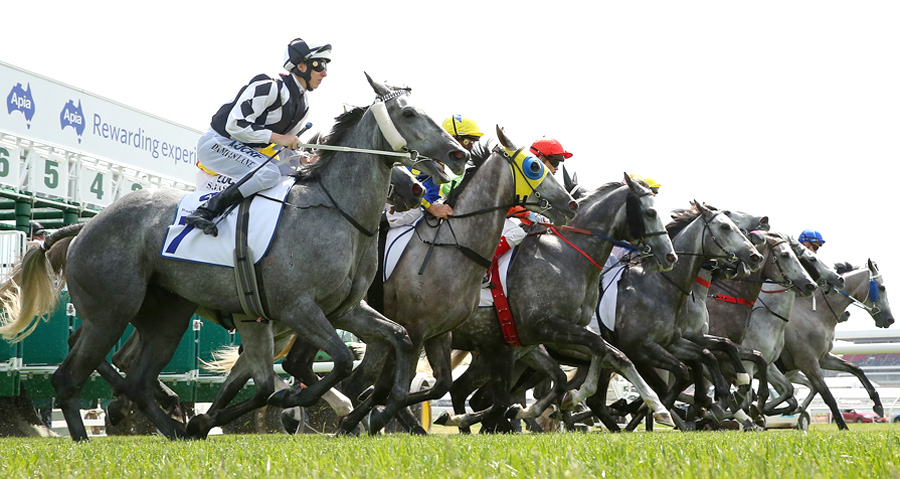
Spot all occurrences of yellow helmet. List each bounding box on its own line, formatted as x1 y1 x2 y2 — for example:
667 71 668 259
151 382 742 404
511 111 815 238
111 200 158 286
629 174 661 190
442 115 483 138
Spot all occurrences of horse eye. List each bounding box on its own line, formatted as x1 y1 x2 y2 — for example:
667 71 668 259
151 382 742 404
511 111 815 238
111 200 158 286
781 252 790 258
401 108 416 118
880 285 886 292
646 209 657 217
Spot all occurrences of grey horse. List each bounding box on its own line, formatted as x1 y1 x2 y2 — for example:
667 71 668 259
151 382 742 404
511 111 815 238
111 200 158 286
441 176 680 431
704 236 843 422
98 165 426 438
0 74 468 441
287 128 580 434
598 203 763 430
681 232 819 427
779 259 894 430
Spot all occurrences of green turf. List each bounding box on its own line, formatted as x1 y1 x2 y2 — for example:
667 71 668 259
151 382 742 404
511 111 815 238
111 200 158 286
2 425 899 478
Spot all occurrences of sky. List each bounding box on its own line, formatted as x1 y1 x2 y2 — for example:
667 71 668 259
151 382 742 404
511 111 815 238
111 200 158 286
3 1 898 332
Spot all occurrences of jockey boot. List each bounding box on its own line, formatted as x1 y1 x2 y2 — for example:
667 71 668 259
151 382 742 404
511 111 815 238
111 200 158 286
183 183 245 237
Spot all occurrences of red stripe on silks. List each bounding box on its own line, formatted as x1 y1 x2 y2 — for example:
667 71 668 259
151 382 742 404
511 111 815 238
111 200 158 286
695 277 711 288
489 259 522 347
711 294 755 307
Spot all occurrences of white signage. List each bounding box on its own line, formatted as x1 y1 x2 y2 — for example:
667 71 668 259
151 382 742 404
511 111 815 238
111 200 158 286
0 61 200 183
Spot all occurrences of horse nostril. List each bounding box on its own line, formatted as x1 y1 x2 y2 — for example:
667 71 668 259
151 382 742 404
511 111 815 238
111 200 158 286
750 254 761 263
568 201 578 211
451 150 464 160
666 253 677 263
806 283 816 291
838 277 845 286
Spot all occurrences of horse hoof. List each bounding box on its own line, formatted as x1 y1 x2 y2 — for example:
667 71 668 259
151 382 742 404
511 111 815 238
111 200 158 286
336 416 362 436
281 408 303 435
653 411 675 427
505 405 522 420
410 425 428 436
433 412 450 426
875 405 885 417
186 415 211 440
106 399 130 426
561 390 579 410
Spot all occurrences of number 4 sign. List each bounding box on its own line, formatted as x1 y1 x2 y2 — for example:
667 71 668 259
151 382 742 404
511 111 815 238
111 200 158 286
79 167 113 207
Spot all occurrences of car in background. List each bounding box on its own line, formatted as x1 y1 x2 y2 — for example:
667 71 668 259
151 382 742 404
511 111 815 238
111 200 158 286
765 410 811 431
837 408 886 423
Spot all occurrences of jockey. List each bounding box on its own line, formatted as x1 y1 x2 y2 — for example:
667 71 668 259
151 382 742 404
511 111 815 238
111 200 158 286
798 229 825 252
385 115 482 227
184 38 331 236
492 137 574 282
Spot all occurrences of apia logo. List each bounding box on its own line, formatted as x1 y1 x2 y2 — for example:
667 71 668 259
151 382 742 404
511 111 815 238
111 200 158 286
60 99 86 143
7 82 35 129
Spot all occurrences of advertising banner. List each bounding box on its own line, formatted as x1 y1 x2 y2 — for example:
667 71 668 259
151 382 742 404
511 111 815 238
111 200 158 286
1 61 199 182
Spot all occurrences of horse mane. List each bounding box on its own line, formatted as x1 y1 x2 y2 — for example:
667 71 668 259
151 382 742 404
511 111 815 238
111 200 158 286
576 182 623 208
445 141 491 206
292 106 368 179
666 206 700 238
835 262 857 274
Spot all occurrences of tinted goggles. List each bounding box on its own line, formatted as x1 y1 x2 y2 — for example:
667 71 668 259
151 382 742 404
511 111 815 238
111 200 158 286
310 58 329 72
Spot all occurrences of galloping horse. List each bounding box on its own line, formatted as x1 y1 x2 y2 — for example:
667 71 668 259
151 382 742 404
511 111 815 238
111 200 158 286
441 176 679 431
780 260 894 430
279 130 578 434
597 203 763 430
0 74 468 441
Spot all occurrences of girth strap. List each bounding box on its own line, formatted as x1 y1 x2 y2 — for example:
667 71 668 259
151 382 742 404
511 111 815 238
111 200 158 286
710 294 754 307
488 260 522 347
234 198 272 321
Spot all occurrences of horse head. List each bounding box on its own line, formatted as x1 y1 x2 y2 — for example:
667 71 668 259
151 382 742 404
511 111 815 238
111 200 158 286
693 201 763 272
789 237 844 290
761 232 817 297
495 126 577 225
387 167 425 212
622 173 677 272
364 73 468 182
867 259 893 328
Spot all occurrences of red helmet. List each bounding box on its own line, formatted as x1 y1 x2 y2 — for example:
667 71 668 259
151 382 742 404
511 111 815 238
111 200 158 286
529 137 572 160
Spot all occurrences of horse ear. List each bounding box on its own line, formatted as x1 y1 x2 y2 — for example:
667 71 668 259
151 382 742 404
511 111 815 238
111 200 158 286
623 172 635 188
365 72 392 98
496 125 517 151
868 258 878 272
693 200 712 217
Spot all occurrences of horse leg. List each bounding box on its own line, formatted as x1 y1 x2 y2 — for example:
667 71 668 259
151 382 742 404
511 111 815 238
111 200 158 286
739 347 770 416
122 290 197 439
435 351 490 433
52 319 131 441
668 338 729 422
267 299 362 409
509 347 567 422
186 318 275 439
685 332 752 395
583 369 622 432
800 361 848 430
760 364 797 415
819 355 884 417
328 302 414 435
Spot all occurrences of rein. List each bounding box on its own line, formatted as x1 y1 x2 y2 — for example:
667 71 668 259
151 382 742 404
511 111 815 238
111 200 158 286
413 145 555 274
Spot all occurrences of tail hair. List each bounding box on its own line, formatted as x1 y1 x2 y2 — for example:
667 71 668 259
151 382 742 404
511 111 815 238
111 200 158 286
0 223 84 342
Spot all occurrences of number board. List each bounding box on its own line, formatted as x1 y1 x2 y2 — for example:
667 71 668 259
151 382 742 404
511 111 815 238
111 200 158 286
117 177 149 200
31 151 68 199
0 146 22 189
79 167 113 207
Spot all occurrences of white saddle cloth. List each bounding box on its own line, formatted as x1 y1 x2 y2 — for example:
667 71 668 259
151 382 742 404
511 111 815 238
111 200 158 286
596 263 627 331
160 177 294 267
478 248 515 308
383 218 421 282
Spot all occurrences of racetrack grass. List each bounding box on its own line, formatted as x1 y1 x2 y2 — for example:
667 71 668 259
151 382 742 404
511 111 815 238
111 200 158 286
2 426 900 478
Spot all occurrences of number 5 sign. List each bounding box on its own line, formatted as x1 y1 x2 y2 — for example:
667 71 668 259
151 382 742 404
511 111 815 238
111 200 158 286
79 167 113 207
32 153 69 199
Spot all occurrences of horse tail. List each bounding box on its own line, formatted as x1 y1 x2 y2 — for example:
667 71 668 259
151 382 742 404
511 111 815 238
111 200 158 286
0 223 84 342
202 345 241 373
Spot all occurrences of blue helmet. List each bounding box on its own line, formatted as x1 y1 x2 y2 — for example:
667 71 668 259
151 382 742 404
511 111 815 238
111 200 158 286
798 229 825 245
